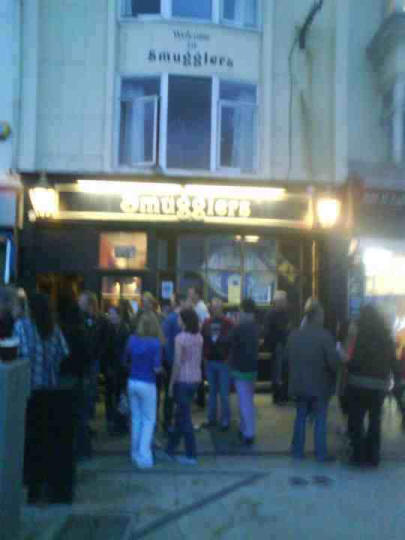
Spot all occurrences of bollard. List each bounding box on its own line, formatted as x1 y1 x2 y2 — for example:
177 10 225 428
0 360 30 540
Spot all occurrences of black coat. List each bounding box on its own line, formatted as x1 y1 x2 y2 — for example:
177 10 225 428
230 320 259 374
83 314 116 377
349 328 397 381
60 316 92 380
264 307 289 354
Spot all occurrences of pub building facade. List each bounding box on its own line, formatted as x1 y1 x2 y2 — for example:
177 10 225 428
15 0 365 326
21 176 346 331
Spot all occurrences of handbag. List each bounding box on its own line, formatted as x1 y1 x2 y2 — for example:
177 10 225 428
117 391 130 416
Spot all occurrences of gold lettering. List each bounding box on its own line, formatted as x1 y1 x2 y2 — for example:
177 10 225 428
227 200 239 217
120 195 139 213
191 197 206 220
176 196 192 220
215 199 228 217
139 196 160 214
161 197 175 214
239 201 251 218
206 198 215 216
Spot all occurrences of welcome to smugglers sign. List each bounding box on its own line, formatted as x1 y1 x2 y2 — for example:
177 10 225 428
147 28 234 69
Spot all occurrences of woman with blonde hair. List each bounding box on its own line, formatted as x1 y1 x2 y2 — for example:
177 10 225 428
123 312 162 468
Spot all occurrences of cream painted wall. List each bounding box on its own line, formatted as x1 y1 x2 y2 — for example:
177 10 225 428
0 0 19 178
33 0 109 172
270 0 338 184
347 0 387 165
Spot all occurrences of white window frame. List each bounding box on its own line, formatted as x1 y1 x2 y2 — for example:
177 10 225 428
217 99 258 173
220 0 260 29
131 95 159 167
117 77 161 170
116 74 260 176
121 0 164 18
386 0 405 15
120 0 260 27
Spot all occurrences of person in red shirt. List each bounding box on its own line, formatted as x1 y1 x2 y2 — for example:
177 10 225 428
201 298 234 431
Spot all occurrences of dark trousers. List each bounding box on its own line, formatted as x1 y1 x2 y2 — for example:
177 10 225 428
167 383 198 458
104 375 117 430
73 379 92 459
272 346 289 404
163 365 174 431
347 385 385 466
25 388 75 503
195 379 206 408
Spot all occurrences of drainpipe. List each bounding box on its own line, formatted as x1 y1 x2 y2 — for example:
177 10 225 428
11 0 22 173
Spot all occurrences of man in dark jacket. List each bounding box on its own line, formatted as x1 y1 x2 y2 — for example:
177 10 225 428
264 290 290 404
78 291 116 435
230 299 259 446
201 298 234 431
287 302 339 461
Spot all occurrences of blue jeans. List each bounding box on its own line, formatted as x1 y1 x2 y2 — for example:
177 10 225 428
167 383 198 459
292 398 328 460
207 361 231 427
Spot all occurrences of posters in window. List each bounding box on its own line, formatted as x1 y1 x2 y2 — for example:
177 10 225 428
161 281 174 300
228 274 241 304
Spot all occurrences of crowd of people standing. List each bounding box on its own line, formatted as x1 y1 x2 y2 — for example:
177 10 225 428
0 283 403 505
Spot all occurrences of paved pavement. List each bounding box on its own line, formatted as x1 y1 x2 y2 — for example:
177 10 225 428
94 391 405 459
20 393 405 539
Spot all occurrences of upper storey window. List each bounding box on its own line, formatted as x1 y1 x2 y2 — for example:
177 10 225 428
386 0 405 14
167 76 212 169
122 0 259 29
124 0 160 16
119 78 160 167
222 0 258 28
219 81 257 171
117 76 258 174
172 0 212 19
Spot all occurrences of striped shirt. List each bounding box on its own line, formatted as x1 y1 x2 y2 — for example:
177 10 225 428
174 331 203 384
14 318 69 391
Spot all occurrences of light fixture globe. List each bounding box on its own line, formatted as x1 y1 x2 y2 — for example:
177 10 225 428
316 197 341 228
29 173 58 218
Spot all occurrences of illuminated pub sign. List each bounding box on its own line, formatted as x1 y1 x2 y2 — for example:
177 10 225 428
44 181 312 228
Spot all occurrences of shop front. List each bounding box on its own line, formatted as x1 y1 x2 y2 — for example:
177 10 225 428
348 182 405 336
21 177 346 329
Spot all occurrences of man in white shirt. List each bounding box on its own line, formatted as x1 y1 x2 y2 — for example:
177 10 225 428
187 287 209 327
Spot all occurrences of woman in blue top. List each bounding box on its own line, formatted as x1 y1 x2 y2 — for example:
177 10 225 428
124 312 162 468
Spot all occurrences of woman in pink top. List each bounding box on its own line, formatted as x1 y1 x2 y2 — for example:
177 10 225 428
166 308 203 464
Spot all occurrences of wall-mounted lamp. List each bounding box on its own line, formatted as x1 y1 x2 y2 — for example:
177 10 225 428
0 122 11 141
316 197 341 229
29 172 58 218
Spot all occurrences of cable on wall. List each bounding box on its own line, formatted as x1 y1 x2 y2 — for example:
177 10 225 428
286 0 325 181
